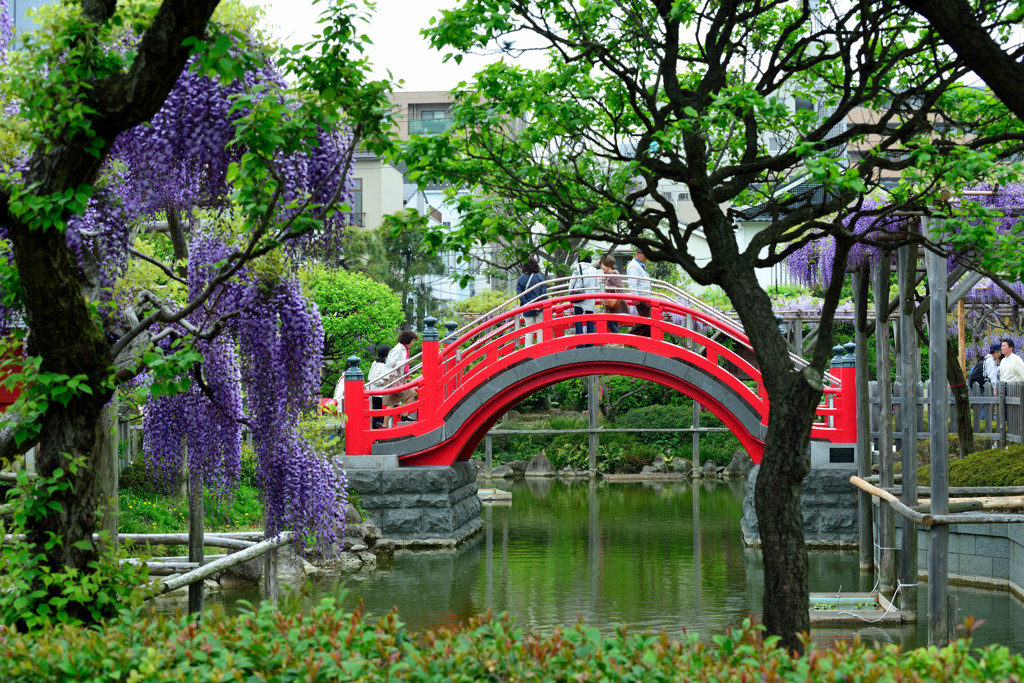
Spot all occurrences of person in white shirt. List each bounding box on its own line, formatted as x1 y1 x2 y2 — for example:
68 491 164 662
568 252 601 347
383 330 419 423
1000 338 1024 383
625 247 652 337
979 343 1001 421
366 344 391 428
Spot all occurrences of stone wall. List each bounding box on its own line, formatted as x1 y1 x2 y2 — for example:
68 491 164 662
346 461 482 547
741 465 859 548
877 506 1024 599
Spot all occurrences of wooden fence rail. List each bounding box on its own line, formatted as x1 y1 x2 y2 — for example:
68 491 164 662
868 380 1024 448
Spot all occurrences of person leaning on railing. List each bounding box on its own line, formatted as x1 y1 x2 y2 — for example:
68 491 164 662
626 247 652 337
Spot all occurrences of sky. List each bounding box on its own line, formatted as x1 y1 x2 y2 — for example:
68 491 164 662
243 0 514 91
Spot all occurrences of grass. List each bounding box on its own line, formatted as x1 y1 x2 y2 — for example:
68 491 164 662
119 484 264 535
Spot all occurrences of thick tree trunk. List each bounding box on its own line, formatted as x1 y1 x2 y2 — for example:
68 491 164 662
721 269 829 654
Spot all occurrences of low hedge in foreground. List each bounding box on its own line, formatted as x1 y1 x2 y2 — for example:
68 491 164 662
1 600 1022 682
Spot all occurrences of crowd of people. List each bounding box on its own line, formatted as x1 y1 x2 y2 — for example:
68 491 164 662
517 248 654 348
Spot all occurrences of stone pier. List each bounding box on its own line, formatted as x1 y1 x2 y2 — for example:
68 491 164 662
345 460 482 548
741 464 859 548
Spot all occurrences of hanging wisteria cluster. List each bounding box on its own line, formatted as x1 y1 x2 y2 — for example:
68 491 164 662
784 198 902 288
55 25 357 551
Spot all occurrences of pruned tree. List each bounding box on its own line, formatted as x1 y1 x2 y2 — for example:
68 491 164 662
402 0 1024 651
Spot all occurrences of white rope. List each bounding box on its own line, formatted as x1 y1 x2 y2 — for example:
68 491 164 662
829 580 918 624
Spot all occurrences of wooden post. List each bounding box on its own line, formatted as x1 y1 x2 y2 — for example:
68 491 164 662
588 375 599 477
343 357 367 455
485 435 493 477
99 401 119 549
187 472 204 617
873 260 897 593
925 216 950 646
897 242 919 617
794 311 803 357
263 544 278 606
853 269 873 571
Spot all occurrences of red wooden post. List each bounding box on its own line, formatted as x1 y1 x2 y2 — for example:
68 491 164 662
840 341 859 441
343 356 368 455
420 317 439 430
650 301 664 341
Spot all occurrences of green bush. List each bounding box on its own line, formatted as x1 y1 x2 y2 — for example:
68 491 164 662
918 444 1024 487
0 463 148 630
1 600 1017 681
615 404 692 451
117 457 151 494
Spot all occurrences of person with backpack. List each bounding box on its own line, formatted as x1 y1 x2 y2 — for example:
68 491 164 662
972 343 1001 421
516 258 547 346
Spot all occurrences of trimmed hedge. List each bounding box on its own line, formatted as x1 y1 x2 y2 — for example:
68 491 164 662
0 601 1020 681
918 444 1024 487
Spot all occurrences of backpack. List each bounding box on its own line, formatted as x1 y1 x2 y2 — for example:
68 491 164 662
968 360 985 389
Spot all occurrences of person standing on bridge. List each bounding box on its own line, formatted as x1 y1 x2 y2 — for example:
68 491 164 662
516 258 547 346
1000 338 1024 383
569 252 601 348
626 247 653 338
384 330 419 424
600 255 624 334
367 344 392 429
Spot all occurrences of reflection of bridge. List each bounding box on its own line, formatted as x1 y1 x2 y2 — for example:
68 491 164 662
343 277 858 466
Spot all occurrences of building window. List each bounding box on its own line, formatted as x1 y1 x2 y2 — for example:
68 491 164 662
351 178 364 227
677 189 691 201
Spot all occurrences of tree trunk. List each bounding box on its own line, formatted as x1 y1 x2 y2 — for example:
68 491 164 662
720 269 832 654
946 336 974 456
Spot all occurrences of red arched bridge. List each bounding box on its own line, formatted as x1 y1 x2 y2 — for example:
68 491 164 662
343 276 857 466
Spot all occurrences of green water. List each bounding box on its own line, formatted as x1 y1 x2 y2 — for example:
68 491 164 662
207 478 1024 652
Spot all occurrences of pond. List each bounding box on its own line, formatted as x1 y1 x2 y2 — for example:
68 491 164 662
197 477 1024 652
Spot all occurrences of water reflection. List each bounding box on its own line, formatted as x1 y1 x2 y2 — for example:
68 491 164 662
197 478 1024 652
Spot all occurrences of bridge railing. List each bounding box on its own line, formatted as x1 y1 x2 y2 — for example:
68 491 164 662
345 276 858 456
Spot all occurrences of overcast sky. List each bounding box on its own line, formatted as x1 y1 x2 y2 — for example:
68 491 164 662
243 0 515 91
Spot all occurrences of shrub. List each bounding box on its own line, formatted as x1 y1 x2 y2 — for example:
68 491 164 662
117 457 151 494
616 404 692 451
918 444 1024 487
2 601 1016 681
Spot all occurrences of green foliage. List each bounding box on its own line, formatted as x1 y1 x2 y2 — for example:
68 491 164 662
344 220 448 324
2 600 1017 681
300 265 403 395
918 444 1024 487
616 404 691 452
297 411 345 462
0 461 148 630
449 288 509 315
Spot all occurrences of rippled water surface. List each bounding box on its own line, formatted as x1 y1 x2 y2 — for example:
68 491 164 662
203 478 1024 652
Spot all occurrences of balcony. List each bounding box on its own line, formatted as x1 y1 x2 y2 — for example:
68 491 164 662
409 117 454 136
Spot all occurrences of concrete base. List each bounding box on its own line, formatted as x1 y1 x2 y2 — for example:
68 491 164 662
741 465 859 548
345 461 482 548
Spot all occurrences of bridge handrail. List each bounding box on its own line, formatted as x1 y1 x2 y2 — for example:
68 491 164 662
374 273 837 393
